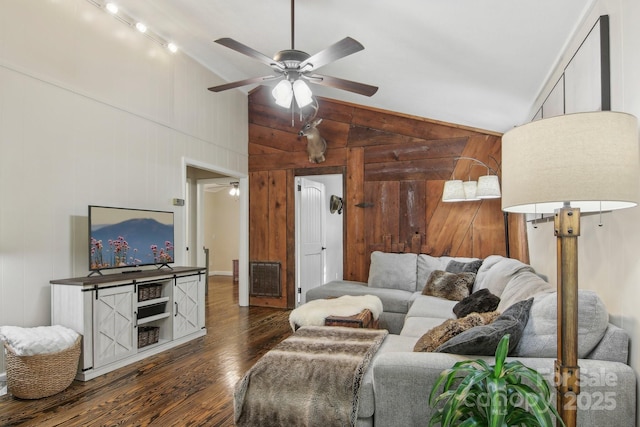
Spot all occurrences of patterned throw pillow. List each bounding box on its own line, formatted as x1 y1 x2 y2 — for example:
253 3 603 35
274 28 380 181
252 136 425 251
422 270 475 301
413 311 500 352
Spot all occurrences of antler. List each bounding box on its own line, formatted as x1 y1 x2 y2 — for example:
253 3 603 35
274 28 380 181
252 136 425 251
300 98 319 123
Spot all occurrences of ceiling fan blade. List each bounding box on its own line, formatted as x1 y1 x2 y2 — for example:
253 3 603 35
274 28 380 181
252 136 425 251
208 75 281 92
306 74 378 97
299 37 364 71
214 38 280 69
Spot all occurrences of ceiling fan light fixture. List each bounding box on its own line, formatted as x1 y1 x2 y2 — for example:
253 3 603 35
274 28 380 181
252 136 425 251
272 80 293 108
293 80 313 108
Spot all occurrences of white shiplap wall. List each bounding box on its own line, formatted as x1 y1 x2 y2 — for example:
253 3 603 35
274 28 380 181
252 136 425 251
0 0 248 374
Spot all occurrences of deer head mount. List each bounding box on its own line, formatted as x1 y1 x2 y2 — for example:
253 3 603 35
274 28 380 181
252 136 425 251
298 99 327 163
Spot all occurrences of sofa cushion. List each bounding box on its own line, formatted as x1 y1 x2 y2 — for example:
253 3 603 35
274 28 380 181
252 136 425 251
400 316 452 338
496 270 554 311
473 255 536 296
514 290 609 358
453 288 500 318
413 311 500 352
422 270 474 301
368 251 417 292
305 280 413 314
436 298 533 355
416 254 446 292
586 324 629 363
406 295 457 319
446 259 483 274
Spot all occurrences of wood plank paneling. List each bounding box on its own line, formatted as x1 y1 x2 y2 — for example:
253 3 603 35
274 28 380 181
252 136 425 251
362 136 468 162
250 170 288 308
286 170 297 308
249 171 269 261
247 86 527 308
400 180 427 242
351 108 478 140
345 147 366 282
365 181 400 247
364 157 459 182
249 147 347 172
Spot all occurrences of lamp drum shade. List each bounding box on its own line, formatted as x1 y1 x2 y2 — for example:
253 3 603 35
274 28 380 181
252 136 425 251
463 181 480 200
502 111 640 214
442 180 466 202
476 175 501 199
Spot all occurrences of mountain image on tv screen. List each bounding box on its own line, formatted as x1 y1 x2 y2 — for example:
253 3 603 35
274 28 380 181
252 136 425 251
89 207 174 270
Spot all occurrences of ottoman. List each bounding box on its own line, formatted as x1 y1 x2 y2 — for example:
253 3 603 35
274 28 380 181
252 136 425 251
289 294 383 331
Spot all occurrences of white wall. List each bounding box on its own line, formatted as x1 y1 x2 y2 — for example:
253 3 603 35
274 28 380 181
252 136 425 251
527 0 640 422
204 190 240 275
0 0 248 374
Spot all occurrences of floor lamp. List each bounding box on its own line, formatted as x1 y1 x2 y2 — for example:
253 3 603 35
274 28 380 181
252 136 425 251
501 111 640 427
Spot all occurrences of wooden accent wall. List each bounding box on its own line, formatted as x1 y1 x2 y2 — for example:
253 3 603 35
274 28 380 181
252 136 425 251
248 86 528 308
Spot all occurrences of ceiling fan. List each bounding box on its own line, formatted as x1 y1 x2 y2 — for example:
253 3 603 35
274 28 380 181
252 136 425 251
207 0 378 107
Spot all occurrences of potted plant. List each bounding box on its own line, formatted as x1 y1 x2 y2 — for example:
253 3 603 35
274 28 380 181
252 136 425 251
429 334 565 427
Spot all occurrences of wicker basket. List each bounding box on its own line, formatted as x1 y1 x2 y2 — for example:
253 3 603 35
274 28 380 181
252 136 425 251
138 326 160 348
4 336 81 399
138 283 163 302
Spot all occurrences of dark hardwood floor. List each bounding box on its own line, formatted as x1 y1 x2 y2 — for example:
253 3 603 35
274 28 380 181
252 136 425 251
0 276 293 426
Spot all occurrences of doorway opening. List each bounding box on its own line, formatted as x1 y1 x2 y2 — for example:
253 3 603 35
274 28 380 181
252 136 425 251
295 173 344 306
184 160 248 306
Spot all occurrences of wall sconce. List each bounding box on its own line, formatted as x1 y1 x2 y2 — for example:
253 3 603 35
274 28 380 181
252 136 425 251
229 182 240 197
442 157 501 202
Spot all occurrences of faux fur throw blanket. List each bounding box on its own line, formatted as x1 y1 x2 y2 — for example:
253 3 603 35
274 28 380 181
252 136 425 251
234 325 388 427
288 295 383 331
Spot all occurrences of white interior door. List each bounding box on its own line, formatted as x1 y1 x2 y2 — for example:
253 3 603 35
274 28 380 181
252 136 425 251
295 177 326 306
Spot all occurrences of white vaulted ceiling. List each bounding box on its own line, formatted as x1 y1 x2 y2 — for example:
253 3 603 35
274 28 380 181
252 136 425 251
113 0 595 132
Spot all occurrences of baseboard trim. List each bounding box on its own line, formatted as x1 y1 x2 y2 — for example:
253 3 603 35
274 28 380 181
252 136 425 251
210 271 232 276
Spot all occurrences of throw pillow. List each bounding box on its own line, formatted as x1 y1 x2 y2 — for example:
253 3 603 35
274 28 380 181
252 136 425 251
435 298 534 355
514 290 609 358
422 270 475 301
446 259 483 274
413 311 500 352
453 288 500 318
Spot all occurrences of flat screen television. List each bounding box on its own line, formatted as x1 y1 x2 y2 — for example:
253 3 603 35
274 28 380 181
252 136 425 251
89 205 175 273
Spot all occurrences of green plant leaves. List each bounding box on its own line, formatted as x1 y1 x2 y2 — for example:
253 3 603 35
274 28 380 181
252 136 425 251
429 334 566 427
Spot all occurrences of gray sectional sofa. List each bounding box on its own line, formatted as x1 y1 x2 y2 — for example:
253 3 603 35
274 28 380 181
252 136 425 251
306 251 636 427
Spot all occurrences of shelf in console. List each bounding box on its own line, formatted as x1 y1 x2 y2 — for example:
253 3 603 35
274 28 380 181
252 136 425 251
137 312 171 325
137 338 170 352
138 296 170 308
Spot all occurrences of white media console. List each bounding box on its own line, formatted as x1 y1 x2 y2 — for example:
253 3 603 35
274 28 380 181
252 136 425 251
50 267 206 381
